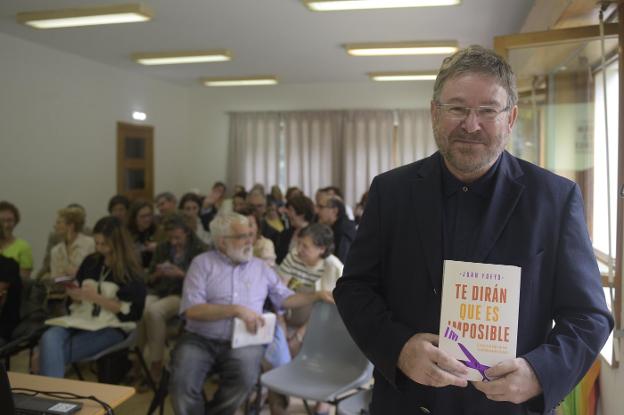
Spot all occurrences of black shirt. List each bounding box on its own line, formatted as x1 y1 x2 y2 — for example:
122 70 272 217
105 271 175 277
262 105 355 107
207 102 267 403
441 155 502 261
75 254 146 323
0 255 21 340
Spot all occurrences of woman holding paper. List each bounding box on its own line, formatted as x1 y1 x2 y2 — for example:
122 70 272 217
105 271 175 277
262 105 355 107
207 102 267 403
39 216 146 378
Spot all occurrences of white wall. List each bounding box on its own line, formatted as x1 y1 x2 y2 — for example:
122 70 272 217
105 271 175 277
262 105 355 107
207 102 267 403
0 32 191 270
186 81 434 192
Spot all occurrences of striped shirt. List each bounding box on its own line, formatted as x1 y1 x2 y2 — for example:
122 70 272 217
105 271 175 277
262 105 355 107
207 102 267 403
278 250 343 292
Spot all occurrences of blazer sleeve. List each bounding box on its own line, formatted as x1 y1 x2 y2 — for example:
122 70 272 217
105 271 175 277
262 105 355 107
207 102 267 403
522 184 614 413
334 177 416 387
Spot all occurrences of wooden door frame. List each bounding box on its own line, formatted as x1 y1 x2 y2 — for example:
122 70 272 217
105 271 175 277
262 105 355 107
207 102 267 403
116 122 154 201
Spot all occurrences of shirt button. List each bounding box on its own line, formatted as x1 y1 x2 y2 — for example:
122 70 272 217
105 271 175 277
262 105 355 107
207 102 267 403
462 186 468 192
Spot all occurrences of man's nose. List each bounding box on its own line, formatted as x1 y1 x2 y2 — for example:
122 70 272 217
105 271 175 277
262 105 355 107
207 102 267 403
461 110 482 133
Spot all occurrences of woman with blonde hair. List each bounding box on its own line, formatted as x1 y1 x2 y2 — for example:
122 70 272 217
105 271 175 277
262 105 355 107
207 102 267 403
39 216 146 378
49 207 95 279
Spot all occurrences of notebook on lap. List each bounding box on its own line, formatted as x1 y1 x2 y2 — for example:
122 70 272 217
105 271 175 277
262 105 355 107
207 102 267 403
0 363 82 415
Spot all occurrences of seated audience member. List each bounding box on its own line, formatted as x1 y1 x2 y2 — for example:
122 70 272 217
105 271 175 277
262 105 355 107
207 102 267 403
270 186 285 207
275 195 315 264
236 205 276 268
271 223 343 415
316 194 356 263
155 192 178 221
0 227 22 346
232 191 248 213
169 213 333 415
0 201 33 279
49 207 95 280
250 183 266 195
179 192 212 246
278 224 343 354
285 187 303 202
200 181 227 231
138 214 207 383
37 204 91 279
108 195 130 224
128 200 159 269
38 216 146 378
265 196 286 234
233 184 246 195
247 190 280 248
354 191 368 226
320 186 355 221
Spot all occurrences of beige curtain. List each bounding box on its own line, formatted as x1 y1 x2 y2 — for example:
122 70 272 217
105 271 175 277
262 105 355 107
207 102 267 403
342 110 395 207
227 112 281 191
283 111 343 198
226 109 436 208
395 109 437 167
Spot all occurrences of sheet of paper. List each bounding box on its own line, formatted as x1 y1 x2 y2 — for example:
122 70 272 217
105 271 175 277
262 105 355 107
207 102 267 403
231 312 276 349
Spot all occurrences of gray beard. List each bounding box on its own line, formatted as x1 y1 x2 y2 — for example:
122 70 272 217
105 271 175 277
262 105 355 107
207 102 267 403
434 128 507 176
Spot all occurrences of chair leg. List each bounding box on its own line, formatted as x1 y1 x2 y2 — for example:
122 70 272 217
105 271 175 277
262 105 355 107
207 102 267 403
302 399 314 415
72 363 84 380
133 346 156 393
253 381 263 413
243 378 263 415
146 367 169 415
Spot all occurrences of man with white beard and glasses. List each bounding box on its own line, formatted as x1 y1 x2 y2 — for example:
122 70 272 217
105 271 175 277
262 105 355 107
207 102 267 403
169 212 334 415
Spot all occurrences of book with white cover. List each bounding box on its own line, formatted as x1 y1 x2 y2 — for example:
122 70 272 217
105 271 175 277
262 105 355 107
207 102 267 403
438 260 521 382
232 312 276 349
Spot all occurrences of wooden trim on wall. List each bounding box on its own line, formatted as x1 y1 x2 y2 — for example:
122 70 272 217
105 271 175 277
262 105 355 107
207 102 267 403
494 23 618 60
615 1 624 344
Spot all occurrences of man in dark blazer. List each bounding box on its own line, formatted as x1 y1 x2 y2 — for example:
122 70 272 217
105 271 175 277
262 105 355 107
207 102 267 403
334 45 613 415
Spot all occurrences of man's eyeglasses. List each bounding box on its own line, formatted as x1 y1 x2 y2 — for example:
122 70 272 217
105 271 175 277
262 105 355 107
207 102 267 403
224 232 254 241
436 103 510 121
316 204 330 210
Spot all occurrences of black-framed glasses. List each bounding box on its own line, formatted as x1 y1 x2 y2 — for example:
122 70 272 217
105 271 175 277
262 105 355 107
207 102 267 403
436 103 510 121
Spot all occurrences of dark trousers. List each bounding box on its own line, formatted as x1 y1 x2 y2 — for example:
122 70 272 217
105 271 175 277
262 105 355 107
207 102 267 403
169 331 264 415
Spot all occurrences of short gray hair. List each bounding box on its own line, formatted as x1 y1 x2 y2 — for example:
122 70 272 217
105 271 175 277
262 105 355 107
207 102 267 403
155 191 176 203
433 45 517 108
209 212 249 239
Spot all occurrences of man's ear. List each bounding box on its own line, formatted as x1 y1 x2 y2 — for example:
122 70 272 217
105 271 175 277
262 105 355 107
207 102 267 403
215 236 226 251
430 100 438 123
507 105 518 132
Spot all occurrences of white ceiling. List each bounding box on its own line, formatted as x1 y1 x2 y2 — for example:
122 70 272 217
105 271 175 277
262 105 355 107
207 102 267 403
0 0 535 86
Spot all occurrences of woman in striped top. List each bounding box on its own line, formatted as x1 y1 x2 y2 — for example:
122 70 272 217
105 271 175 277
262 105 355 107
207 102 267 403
277 223 342 352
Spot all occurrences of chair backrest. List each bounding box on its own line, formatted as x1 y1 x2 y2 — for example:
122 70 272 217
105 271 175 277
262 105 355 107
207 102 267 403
10 279 49 340
297 302 370 375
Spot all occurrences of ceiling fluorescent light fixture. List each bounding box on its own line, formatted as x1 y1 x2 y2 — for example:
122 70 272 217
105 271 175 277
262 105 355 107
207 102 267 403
17 4 153 29
305 0 460 11
345 41 458 56
133 50 232 65
369 71 437 81
201 76 278 87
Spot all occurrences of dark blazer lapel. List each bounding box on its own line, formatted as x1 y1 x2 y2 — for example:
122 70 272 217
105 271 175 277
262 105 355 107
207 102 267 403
412 153 444 291
474 152 525 262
